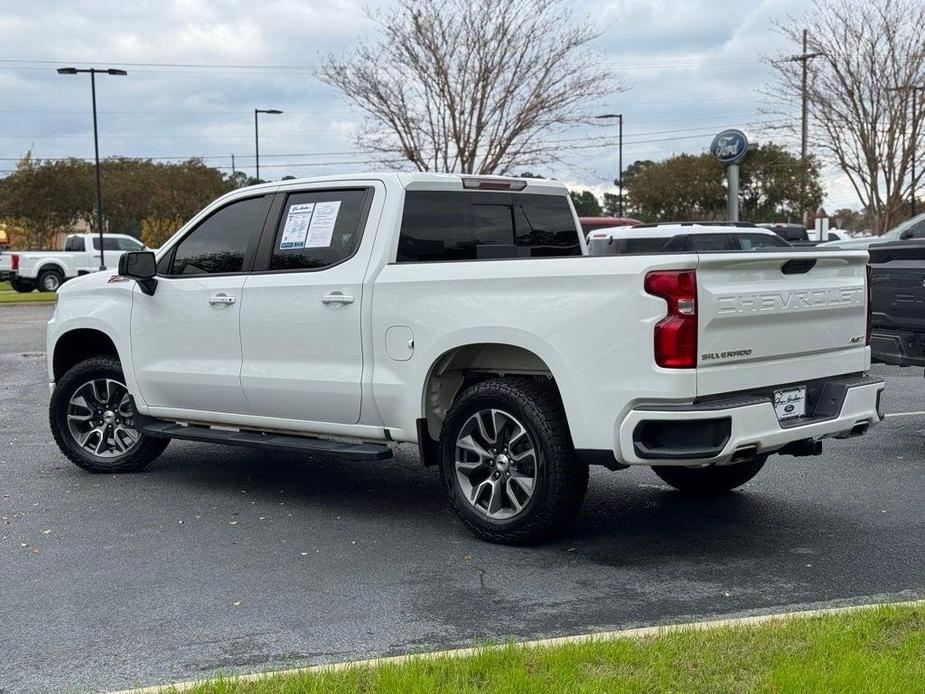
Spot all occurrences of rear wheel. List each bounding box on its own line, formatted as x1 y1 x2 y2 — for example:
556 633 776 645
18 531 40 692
652 456 767 495
10 276 34 293
439 377 588 544
49 356 169 473
37 268 63 292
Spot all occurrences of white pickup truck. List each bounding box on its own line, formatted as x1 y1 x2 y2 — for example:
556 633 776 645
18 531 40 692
8 233 145 292
46 173 884 543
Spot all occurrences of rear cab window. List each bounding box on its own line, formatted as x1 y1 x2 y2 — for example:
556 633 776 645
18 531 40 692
397 191 581 262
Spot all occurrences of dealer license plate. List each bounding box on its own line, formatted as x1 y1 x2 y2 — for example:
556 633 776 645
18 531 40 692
774 386 807 421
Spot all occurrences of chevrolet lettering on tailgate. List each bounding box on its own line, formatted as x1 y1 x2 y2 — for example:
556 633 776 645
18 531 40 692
717 287 864 314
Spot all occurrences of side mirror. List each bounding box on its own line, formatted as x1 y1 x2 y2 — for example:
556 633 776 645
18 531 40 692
900 230 914 240
118 251 158 295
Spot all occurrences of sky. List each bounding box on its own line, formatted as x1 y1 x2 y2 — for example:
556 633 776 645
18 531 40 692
0 0 861 211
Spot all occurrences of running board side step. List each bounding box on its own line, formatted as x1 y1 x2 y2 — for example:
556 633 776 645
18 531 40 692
138 420 393 461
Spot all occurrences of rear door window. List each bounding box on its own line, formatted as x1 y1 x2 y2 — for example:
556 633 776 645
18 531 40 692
268 189 369 271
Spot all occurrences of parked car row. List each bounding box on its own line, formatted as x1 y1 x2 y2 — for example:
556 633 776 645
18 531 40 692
586 222 790 255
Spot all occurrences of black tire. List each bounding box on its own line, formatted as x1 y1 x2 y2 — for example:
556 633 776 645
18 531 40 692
10 276 34 293
49 356 169 473
439 377 588 544
37 268 63 292
652 456 767 495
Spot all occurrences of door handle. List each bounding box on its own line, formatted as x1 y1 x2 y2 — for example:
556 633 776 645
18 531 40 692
209 294 236 305
321 292 355 305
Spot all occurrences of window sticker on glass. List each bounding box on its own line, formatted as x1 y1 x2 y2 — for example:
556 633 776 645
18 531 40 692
279 203 315 249
305 200 341 248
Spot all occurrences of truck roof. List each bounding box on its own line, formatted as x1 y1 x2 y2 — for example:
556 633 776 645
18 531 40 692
236 172 569 197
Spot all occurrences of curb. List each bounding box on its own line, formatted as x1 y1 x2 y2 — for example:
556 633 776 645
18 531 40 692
111 597 925 694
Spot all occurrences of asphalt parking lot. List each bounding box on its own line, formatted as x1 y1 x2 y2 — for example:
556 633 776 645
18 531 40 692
2 303 924 694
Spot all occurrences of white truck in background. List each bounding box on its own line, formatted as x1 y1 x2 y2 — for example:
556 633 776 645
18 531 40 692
46 173 884 544
8 233 145 292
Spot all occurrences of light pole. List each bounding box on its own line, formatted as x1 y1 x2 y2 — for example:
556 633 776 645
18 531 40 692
254 109 282 182
596 114 623 217
889 84 923 217
57 67 127 271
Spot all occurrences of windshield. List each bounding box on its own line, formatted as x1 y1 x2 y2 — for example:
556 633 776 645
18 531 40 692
882 213 925 240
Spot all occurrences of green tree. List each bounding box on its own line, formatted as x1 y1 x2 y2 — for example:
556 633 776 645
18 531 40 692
739 144 823 223
625 153 725 222
0 154 94 249
568 190 602 216
624 146 822 223
602 193 622 217
0 155 234 249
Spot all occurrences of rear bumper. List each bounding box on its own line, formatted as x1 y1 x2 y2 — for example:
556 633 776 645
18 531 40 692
615 375 884 466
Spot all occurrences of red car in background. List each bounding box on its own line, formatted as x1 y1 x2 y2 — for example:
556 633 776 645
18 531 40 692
579 216 642 236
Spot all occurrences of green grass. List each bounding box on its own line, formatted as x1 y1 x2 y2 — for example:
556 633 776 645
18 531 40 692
0 280 56 303
162 604 924 694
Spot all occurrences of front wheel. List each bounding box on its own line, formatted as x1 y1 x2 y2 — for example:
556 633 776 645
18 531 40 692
49 356 169 473
651 456 767 495
439 377 588 544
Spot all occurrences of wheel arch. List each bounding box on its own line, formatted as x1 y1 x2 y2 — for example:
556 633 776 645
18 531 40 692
52 328 121 382
420 342 567 441
35 260 68 277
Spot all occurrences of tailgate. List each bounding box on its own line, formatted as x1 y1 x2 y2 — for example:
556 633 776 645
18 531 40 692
696 250 869 396
869 242 925 332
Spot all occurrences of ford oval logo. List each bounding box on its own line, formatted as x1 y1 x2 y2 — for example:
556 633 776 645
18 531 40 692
784 404 795 413
711 129 749 165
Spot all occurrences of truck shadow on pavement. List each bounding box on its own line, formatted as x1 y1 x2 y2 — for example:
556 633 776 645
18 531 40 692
139 440 863 570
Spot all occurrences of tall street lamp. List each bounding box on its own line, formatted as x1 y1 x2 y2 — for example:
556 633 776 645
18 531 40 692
889 84 924 217
254 109 282 182
596 114 623 217
57 67 127 271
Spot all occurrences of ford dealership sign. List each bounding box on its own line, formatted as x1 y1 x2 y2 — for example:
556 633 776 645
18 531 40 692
711 129 749 165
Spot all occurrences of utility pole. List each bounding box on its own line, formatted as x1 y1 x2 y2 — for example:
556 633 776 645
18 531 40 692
231 153 237 179
785 30 822 227
595 113 623 217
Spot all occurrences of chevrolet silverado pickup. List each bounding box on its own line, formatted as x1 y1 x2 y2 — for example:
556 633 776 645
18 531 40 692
9 233 145 292
46 173 884 543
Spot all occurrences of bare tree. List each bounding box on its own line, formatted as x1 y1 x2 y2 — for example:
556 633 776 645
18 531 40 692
766 0 925 232
320 0 618 175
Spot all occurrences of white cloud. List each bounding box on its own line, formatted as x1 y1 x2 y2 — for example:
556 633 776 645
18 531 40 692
0 0 860 210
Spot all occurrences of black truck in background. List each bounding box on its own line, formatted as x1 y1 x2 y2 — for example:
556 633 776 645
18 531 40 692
869 241 925 367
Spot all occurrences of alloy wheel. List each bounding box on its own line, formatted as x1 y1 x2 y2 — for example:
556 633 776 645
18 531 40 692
66 378 139 458
454 408 539 520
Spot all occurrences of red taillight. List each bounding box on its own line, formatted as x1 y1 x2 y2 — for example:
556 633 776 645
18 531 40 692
10 254 18 271
866 263 872 346
645 270 697 369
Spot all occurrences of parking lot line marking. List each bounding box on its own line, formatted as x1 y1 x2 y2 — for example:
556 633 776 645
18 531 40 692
884 411 925 418
109 598 925 694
